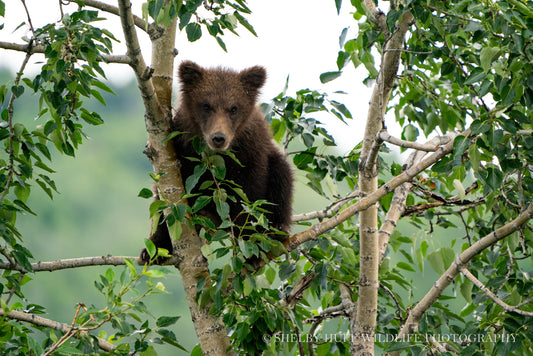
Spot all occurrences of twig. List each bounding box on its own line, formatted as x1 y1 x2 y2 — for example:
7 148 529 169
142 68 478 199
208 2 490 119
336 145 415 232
292 191 360 222
378 130 441 152
403 181 482 216
0 41 132 64
43 303 89 356
379 283 404 323
20 0 35 34
461 267 533 317
383 48 433 55
0 306 114 351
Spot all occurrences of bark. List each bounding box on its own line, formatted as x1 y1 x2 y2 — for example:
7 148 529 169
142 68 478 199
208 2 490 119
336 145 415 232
378 135 452 259
0 255 138 272
352 8 414 355
116 1 232 354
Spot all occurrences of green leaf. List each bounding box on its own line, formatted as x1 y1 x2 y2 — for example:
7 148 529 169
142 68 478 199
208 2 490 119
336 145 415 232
464 67 486 85
124 258 137 276
191 345 203 356
279 261 295 280
319 71 342 83
427 250 445 274
144 238 157 259
156 315 181 327
459 303 477 317
402 124 418 142
185 164 207 194
213 36 226 52
186 23 202 42
335 0 342 15
480 47 500 72
340 247 357 266
90 89 107 106
468 144 481 171
161 131 184 143
386 9 403 31
453 135 470 160
397 261 416 272
138 188 154 199
441 61 455 76
105 268 115 282
460 280 472 303
148 0 164 20
11 85 24 98
234 11 256 36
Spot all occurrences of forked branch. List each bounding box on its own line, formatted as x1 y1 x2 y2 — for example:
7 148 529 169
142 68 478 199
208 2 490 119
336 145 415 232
0 308 114 352
389 202 533 355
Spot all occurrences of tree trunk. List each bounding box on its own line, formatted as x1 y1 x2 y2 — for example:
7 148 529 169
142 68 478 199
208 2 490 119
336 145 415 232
117 1 232 354
352 10 414 355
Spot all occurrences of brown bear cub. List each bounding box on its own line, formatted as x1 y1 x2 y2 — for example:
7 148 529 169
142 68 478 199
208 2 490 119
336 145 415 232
141 61 293 262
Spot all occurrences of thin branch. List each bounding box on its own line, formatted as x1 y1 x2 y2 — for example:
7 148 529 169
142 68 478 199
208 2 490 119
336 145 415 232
292 191 360 222
461 267 533 317
383 48 432 55
284 273 317 308
379 283 404 323
0 307 114 351
0 255 143 272
391 202 533 353
378 130 442 152
0 41 132 64
20 0 35 34
403 181 482 216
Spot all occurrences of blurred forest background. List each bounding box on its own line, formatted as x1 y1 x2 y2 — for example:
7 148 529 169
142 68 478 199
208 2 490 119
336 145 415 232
0 63 467 354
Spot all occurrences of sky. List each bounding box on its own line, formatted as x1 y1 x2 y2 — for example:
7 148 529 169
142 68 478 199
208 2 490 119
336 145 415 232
0 0 375 151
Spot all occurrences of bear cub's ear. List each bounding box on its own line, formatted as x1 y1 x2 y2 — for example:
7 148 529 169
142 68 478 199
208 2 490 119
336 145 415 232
240 66 266 92
179 61 203 85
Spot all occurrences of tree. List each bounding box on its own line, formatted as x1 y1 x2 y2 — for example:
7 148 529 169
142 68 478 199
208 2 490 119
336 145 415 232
1 0 533 355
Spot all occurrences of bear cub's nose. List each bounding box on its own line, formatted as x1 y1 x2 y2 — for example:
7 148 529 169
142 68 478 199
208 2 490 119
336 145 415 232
211 132 227 148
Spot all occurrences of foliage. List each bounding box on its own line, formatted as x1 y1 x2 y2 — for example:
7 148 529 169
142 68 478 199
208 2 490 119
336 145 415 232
1 0 533 355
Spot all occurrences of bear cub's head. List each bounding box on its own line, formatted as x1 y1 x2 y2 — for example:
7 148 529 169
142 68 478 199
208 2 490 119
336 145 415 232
178 61 266 152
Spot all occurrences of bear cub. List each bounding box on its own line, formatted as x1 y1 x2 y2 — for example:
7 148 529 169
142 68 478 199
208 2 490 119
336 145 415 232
142 61 294 262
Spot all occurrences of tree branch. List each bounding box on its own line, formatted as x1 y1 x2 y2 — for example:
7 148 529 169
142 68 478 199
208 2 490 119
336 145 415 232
389 202 533 354
286 131 461 252
0 41 132 64
0 308 114 352
377 130 442 152
117 1 232 354
291 191 360 222
460 267 533 317
403 181 482 216
0 255 141 272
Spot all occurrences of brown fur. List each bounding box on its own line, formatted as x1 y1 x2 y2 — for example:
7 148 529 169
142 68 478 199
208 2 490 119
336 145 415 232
141 61 294 262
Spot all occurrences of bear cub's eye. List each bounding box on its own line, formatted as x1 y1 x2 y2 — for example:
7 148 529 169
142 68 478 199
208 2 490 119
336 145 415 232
230 106 238 115
202 103 211 112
